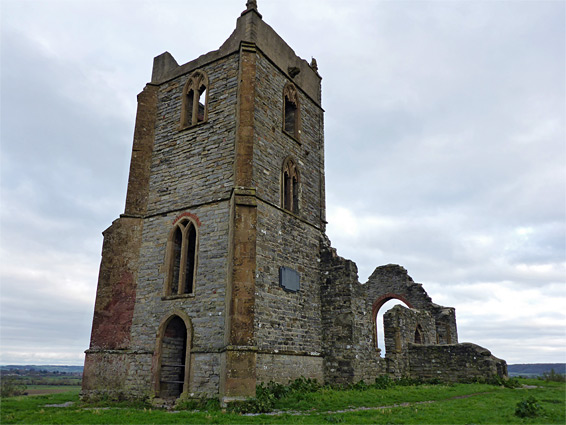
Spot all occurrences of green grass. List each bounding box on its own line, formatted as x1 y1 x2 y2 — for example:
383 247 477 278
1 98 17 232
1 379 564 424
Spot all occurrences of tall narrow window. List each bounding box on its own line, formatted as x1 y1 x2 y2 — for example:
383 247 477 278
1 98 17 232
165 218 198 296
283 83 299 139
282 157 299 213
181 71 208 128
414 324 424 344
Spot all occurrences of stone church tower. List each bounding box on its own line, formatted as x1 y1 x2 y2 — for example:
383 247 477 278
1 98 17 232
83 2 326 402
83 1 506 403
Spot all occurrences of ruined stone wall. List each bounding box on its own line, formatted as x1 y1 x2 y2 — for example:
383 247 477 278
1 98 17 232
252 51 325 383
320 248 357 385
432 307 458 344
383 305 436 376
350 282 385 383
367 265 434 311
408 343 507 381
366 264 458 346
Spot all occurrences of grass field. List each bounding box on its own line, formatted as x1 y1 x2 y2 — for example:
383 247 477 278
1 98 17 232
1 379 564 424
25 386 83 396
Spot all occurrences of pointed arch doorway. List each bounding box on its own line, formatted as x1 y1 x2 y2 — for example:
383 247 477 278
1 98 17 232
372 294 414 357
155 313 192 399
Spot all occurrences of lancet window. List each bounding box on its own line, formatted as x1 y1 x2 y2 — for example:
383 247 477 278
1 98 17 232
283 83 299 139
282 157 299 214
165 218 198 296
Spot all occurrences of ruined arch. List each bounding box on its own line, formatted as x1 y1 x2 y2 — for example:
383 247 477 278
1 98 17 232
154 311 193 399
371 293 414 355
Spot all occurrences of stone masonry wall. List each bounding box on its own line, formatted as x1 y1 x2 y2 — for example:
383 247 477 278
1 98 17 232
366 265 458 345
383 305 436 377
408 343 508 381
350 282 385 383
256 354 324 384
121 52 241 398
321 241 369 385
253 52 324 229
82 352 131 399
127 201 231 396
82 216 143 399
255 203 322 355
146 53 239 215
252 51 325 382
88 217 142 350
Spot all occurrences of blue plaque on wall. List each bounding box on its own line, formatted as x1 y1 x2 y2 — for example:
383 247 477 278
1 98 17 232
279 266 300 292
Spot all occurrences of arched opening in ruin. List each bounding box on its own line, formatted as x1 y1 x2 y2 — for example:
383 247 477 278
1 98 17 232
372 294 413 358
155 313 192 399
414 324 424 344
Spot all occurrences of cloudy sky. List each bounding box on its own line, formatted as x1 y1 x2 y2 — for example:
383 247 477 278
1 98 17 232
1 0 564 366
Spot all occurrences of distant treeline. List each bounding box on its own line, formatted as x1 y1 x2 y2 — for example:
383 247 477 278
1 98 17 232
1 366 82 387
0 365 83 374
1 363 564 378
508 363 565 377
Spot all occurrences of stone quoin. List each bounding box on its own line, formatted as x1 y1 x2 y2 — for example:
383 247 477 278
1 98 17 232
82 1 507 404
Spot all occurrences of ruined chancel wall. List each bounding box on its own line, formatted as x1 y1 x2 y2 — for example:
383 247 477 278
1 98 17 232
320 244 506 385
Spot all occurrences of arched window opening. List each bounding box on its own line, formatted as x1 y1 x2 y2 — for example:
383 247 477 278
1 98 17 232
284 98 297 134
184 224 197 294
197 85 207 123
166 218 198 296
292 174 299 210
181 71 208 128
283 83 299 139
282 158 299 213
158 316 188 399
171 227 183 294
414 324 424 344
185 89 195 126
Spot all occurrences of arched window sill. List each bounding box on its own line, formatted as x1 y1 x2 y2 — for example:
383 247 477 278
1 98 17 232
178 121 208 132
282 208 301 218
282 129 301 145
162 294 195 301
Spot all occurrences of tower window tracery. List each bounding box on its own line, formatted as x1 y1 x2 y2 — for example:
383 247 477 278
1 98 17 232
181 71 208 129
282 157 299 213
283 83 299 139
165 217 198 296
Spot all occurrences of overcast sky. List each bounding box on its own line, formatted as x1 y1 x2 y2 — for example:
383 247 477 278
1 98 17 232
1 0 564 366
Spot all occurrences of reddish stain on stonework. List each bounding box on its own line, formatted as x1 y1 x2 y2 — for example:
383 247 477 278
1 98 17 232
90 271 136 350
173 212 202 227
